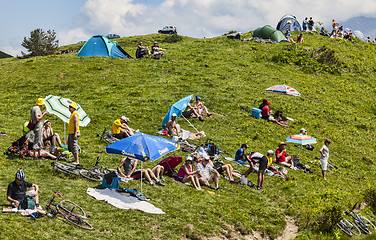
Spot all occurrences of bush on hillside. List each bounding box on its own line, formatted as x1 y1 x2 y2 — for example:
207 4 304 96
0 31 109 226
271 45 342 75
164 33 183 43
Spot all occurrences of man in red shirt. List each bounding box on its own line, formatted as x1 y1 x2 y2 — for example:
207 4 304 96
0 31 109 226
261 101 271 120
275 142 296 169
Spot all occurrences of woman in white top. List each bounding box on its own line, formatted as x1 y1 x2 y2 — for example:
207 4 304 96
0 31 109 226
319 139 332 180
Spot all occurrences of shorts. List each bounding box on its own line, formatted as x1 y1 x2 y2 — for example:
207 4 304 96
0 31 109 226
261 116 269 120
258 156 268 171
68 133 81 153
320 158 328 171
113 134 121 139
130 170 142 179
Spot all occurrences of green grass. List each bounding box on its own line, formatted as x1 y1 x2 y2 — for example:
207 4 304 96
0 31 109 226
0 32 376 239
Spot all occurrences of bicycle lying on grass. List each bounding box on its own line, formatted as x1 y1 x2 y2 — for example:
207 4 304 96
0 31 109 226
337 203 375 236
52 156 115 182
79 156 115 182
46 191 93 230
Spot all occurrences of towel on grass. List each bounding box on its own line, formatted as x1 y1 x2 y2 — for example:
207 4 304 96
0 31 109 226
86 188 165 214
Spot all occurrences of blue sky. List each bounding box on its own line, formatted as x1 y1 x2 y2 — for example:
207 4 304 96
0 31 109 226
1 0 376 56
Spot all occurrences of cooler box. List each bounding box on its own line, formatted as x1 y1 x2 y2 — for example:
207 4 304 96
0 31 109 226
251 108 262 119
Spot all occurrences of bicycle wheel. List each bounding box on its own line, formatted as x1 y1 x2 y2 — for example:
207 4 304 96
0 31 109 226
354 219 371 234
359 214 376 231
79 169 103 182
59 200 86 218
337 220 353 236
344 219 361 236
64 214 93 230
54 162 79 175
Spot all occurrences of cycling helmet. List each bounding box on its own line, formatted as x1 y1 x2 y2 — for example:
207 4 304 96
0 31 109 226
16 170 25 181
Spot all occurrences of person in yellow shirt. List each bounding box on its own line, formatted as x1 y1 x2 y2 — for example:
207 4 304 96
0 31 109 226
112 116 134 139
68 103 80 164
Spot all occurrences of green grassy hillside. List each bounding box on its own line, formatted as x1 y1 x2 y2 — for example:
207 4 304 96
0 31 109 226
0 32 376 239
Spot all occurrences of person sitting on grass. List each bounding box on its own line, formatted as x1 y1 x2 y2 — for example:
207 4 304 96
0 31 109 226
196 156 220 190
182 98 203 121
261 101 271 120
165 113 180 136
112 116 135 139
285 30 295 43
266 150 281 174
117 157 165 186
193 96 212 120
43 120 62 150
176 156 202 190
234 143 248 164
259 99 268 111
212 159 241 183
296 33 304 43
239 152 268 190
151 41 164 59
136 42 151 59
7 170 42 210
275 142 296 169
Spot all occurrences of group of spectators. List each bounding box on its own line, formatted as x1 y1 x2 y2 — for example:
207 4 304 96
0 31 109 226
259 99 288 127
136 41 164 59
29 98 80 164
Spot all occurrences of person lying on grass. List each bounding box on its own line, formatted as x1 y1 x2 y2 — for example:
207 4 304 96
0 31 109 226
176 156 203 190
195 156 220 190
7 170 42 210
117 157 165 187
239 152 268 190
268 111 288 127
112 116 135 139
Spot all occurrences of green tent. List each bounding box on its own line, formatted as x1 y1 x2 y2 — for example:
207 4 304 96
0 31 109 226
0 50 12 59
253 25 288 43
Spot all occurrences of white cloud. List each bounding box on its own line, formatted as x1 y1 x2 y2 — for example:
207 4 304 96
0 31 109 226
71 0 376 40
58 28 91 46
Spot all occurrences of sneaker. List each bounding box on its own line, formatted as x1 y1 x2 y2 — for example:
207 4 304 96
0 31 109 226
199 116 205 122
156 180 165 186
149 182 159 188
207 113 212 117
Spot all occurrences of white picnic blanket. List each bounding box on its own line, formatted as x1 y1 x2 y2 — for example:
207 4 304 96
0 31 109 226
86 188 165 214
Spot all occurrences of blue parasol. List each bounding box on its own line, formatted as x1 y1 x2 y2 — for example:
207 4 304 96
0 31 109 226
162 95 193 128
105 132 180 162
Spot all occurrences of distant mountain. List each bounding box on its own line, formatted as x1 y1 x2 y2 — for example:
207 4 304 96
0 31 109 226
339 16 376 39
0 50 12 59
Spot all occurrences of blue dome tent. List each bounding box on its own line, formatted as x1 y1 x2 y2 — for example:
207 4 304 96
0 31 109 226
276 15 302 32
77 35 132 59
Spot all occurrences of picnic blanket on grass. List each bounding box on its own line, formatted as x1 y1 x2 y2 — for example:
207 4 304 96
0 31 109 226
86 188 165 214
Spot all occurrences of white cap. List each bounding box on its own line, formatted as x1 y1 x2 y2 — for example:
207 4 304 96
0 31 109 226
120 116 126 121
172 113 177 117
186 156 193 161
267 150 275 155
300 128 306 133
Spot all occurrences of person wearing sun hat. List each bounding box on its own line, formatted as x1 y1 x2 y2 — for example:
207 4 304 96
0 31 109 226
31 98 48 160
68 102 80 164
112 116 134 139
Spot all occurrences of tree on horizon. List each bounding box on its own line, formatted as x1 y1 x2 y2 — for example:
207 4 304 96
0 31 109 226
21 28 58 56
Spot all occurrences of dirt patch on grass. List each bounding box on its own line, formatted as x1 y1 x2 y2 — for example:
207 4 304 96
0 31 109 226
276 216 298 240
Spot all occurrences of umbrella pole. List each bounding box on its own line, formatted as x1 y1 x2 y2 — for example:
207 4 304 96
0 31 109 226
64 122 66 144
140 161 143 194
181 112 200 133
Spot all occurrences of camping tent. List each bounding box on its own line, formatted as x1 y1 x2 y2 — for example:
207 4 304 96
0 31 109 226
77 35 132 59
0 50 12 59
276 15 302 32
252 25 288 43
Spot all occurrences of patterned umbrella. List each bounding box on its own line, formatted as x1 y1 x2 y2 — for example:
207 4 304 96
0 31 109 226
286 134 317 145
266 84 301 104
353 30 364 39
286 134 317 159
43 95 90 127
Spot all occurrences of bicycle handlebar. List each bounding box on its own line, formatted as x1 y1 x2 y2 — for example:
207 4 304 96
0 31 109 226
95 155 100 167
351 202 358 211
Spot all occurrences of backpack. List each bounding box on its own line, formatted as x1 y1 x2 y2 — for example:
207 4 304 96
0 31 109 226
102 171 120 189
